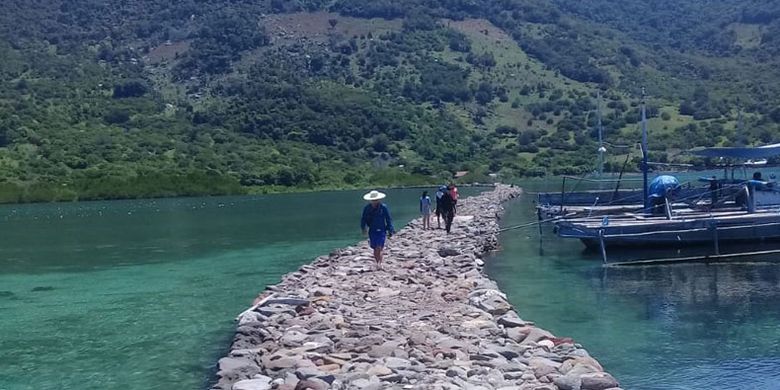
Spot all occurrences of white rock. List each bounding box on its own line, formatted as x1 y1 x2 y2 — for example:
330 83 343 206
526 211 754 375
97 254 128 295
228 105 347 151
232 378 272 390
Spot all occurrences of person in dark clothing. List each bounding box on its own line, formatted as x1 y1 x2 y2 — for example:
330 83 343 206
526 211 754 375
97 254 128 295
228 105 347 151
435 185 446 229
360 190 395 269
438 189 456 233
709 176 719 209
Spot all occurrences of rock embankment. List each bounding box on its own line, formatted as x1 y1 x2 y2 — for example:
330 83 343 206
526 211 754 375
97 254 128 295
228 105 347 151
211 185 621 390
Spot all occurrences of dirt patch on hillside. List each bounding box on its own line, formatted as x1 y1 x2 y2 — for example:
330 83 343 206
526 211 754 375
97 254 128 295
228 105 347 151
146 41 191 64
447 18 514 45
262 11 402 43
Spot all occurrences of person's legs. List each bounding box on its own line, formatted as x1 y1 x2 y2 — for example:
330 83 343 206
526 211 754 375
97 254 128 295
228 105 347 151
368 230 386 269
445 211 454 233
374 246 383 267
436 210 441 228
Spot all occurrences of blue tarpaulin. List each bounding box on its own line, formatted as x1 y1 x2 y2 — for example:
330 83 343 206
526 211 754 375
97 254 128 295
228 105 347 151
648 175 680 198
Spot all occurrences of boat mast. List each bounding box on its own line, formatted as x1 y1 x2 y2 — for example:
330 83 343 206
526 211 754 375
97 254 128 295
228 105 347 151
641 88 649 210
597 91 605 178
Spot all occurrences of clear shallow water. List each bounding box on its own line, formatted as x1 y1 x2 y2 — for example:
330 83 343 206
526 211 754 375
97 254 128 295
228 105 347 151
0 188 481 390
487 191 780 390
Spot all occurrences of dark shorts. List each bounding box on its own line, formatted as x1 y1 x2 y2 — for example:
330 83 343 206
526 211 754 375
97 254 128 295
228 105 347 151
368 230 386 249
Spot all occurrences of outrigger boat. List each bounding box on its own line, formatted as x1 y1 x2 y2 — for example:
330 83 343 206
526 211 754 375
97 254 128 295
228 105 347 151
535 92 714 220
551 92 780 264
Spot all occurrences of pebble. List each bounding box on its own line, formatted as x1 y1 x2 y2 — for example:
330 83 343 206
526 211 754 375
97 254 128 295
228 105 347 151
210 186 621 390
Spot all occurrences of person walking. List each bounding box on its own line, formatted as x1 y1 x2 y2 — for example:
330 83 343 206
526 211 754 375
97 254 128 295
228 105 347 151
435 185 446 229
420 191 432 230
449 182 459 215
361 190 395 269
438 187 456 234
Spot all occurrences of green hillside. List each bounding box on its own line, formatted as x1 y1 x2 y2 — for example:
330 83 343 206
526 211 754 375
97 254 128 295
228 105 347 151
1 0 779 202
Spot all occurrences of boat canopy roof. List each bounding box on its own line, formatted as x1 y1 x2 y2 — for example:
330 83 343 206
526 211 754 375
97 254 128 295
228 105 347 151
692 143 780 159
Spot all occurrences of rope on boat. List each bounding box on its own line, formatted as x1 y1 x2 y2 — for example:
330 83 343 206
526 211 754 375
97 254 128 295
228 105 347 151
496 215 570 233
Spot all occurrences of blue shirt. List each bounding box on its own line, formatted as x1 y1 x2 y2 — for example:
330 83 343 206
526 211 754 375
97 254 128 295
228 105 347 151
420 196 432 214
361 203 394 234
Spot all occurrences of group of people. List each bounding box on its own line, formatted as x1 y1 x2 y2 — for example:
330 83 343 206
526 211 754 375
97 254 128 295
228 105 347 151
359 183 460 269
419 183 459 233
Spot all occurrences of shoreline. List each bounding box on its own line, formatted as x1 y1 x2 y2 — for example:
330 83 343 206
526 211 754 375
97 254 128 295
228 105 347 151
210 185 621 390
0 183 495 206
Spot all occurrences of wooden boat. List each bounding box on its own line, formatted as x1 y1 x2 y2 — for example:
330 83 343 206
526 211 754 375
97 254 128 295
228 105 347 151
548 92 780 264
555 207 780 251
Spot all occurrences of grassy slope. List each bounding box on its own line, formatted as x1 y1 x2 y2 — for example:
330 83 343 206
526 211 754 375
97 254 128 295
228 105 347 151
1 2 779 203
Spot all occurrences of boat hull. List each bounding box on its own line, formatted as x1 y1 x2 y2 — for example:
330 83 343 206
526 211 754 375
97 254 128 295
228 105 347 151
556 211 780 250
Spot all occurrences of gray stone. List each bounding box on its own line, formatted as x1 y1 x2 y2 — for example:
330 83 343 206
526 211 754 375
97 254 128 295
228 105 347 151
232 379 272 390
379 373 404 383
372 287 400 298
570 363 600 378
530 357 561 378
296 378 329 390
295 367 327 379
366 365 392 376
506 326 531 343
281 330 308 347
520 328 554 346
560 357 604 374
497 313 527 328
238 311 265 326
216 357 259 381
384 357 411 370
438 246 460 257
262 297 310 307
492 347 520 360
368 345 395 358
554 374 581 390
257 305 296 317
312 287 333 297
503 371 525 380
263 356 299 370
581 372 620 390
446 366 467 378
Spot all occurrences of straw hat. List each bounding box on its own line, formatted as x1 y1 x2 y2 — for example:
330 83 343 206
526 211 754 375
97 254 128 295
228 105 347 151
363 190 386 201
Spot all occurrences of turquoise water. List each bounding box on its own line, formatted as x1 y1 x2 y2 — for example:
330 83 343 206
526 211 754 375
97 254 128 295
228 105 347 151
4 185 780 390
0 188 479 390
487 191 780 390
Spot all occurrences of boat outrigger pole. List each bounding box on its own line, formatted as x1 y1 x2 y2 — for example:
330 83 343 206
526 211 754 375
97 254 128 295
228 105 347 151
641 88 649 210
597 91 605 178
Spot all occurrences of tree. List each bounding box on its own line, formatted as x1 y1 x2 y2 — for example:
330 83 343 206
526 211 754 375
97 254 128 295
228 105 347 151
113 80 148 98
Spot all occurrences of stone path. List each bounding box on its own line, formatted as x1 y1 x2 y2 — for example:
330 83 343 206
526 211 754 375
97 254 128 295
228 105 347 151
211 185 621 390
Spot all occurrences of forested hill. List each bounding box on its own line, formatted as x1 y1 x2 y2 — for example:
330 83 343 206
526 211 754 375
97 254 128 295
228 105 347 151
1 0 780 202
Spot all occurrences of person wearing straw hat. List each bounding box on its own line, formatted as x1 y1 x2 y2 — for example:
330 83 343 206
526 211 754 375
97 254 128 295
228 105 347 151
361 190 395 269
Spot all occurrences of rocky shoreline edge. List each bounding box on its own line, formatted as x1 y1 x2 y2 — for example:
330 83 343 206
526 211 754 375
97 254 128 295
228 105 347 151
211 185 621 390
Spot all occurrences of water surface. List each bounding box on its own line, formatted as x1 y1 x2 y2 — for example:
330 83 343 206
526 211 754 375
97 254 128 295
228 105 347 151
0 188 480 389
487 192 780 390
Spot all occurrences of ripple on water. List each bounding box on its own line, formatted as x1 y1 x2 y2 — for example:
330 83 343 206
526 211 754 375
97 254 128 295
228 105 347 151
488 195 780 390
